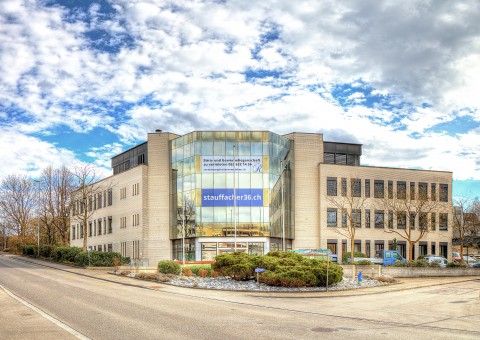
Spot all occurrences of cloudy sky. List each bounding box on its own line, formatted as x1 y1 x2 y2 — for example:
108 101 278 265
1 0 479 198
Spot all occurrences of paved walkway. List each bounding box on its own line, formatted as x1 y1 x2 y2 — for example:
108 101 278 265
1 252 480 339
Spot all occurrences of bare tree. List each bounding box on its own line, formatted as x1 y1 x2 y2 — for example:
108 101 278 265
326 178 367 264
379 183 442 261
177 197 196 237
0 174 37 240
453 198 480 256
38 166 76 246
70 164 112 252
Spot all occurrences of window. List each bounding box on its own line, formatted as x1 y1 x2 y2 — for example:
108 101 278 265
431 183 437 201
431 212 436 230
138 153 145 164
108 189 113 206
80 224 84 238
120 216 127 228
439 213 448 230
341 178 347 196
72 226 76 240
342 209 347 227
107 244 113 252
98 245 103 252
120 187 127 200
327 208 337 227
440 184 448 202
98 219 102 235
97 192 103 209
351 178 361 197
365 209 371 228
94 220 97 236
133 183 140 196
388 181 393 199
354 241 361 253
103 190 107 208
121 242 127 257
431 242 436 255
388 210 393 229
419 182 428 200
374 180 384 198
374 210 384 228
133 240 140 259
410 182 415 200
440 243 448 258
419 212 428 229
133 213 140 226
88 222 92 237
353 209 361 228
108 216 112 233
365 179 370 198
88 196 93 211
397 181 406 199
327 177 337 196
365 241 371 257
409 212 415 229
398 212 407 229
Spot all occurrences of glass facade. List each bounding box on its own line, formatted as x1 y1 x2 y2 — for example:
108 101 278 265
170 131 293 259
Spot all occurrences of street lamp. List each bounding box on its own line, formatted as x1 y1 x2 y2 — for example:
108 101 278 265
233 145 237 252
34 179 41 257
280 161 286 251
180 161 185 268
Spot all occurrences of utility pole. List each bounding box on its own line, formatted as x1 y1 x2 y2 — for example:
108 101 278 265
34 179 41 257
233 145 237 252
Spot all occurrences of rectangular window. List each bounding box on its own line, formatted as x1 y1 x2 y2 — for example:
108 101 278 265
431 242 436 255
374 180 384 198
327 208 337 227
410 182 415 200
88 222 92 237
365 179 371 198
88 196 93 211
397 181 406 199
98 245 103 252
419 182 428 200
341 178 347 196
388 210 393 229
94 220 97 236
351 178 361 197
121 242 127 257
353 209 361 228
93 194 97 210
439 213 448 230
103 190 107 208
80 224 84 238
440 184 448 202
419 212 428 230
97 192 103 209
132 183 140 196
388 181 393 199
98 219 102 235
132 213 140 226
120 216 127 228
354 242 361 253
120 187 127 200
327 177 337 196
133 240 140 259
374 210 384 229
365 241 371 257
431 183 437 201
108 216 112 234
431 212 436 230
409 212 415 229
365 209 371 228
107 244 113 252
342 209 347 227
72 226 76 240
108 189 113 206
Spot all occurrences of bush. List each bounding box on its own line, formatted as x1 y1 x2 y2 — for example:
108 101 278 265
158 260 181 274
198 269 208 278
392 261 409 267
39 245 56 258
137 272 159 281
212 252 256 280
409 259 429 267
446 261 467 268
342 252 366 264
54 247 83 263
182 267 193 276
22 244 36 257
188 264 212 277
74 250 129 267
352 260 373 265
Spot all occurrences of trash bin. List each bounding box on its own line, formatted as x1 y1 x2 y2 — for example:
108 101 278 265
357 271 363 282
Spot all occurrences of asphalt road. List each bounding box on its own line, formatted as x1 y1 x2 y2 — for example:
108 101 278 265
0 255 479 340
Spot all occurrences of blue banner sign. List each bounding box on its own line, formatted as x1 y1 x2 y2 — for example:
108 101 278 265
202 189 263 207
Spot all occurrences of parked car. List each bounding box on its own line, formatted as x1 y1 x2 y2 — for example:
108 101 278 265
452 252 462 262
423 256 448 267
471 262 480 268
462 256 476 264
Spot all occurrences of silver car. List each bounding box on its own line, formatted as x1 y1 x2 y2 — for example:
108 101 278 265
423 256 448 267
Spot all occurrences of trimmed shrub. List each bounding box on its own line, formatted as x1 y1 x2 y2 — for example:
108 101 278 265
39 245 56 258
158 260 181 274
342 252 366 264
352 260 373 265
74 250 129 267
392 261 409 267
54 247 83 263
188 264 212 277
182 267 193 276
198 269 208 278
409 259 429 267
446 261 467 268
212 252 257 281
22 245 36 256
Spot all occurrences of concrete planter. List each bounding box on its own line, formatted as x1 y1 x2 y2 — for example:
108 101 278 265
341 264 480 278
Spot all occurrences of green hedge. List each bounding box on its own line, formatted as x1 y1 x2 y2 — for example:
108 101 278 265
54 247 83 263
212 251 343 287
22 245 36 256
158 260 181 274
187 264 212 277
342 252 366 264
74 251 130 267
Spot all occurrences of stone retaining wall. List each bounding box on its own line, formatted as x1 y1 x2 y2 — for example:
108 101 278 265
341 265 480 278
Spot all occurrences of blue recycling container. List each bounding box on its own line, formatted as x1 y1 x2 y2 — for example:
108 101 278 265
357 271 363 282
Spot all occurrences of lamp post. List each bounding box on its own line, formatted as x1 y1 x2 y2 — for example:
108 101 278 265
280 161 286 252
233 145 237 252
34 179 41 257
180 161 185 268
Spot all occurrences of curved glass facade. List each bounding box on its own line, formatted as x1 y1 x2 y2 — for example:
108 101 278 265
170 131 293 260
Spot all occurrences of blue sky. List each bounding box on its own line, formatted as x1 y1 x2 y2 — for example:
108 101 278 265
1 0 480 200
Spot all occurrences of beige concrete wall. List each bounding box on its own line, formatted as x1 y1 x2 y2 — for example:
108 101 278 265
283 133 324 249
70 166 146 258
145 131 178 265
318 164 453 261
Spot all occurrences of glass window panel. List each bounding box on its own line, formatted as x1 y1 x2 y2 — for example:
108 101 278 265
214 141 225 155
262 207 269 223
238 173 250 187
184 174 194 192
214 173 226 188
194 141 202 155
226 172 234 188
202 141 213 155
251 142 263 155
202 173 214 187
251 173 262 188
214 207 227 223
172 147 178 163
251 207 261 222
226 141 236 155
201 207 214 222
184 143 191 158
238 207 251 222
239 142 251 156
263 142 269 155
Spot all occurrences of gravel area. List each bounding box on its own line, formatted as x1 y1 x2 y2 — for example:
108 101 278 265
121 272 393 292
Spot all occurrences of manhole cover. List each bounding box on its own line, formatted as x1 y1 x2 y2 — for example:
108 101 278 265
312 327 338 333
